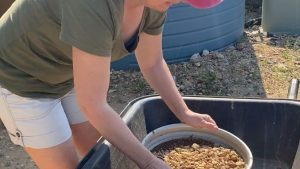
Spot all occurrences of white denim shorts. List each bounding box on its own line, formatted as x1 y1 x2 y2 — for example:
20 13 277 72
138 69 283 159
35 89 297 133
0 86 88 149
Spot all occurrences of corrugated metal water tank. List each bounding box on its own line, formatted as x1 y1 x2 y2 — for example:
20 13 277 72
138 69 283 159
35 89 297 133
262 0 300 34
112 0 245 70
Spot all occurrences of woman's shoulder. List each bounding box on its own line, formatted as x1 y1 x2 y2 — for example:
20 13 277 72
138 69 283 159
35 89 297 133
142 8 167 35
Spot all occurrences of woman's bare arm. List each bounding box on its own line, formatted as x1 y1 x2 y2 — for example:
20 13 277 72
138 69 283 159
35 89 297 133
135 33 218 130
72 47 169 168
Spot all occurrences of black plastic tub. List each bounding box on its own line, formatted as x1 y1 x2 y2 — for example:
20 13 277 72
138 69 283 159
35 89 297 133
77 95 300 169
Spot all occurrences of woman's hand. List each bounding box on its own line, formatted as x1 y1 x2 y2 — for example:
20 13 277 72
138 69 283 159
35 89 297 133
182 110 219 131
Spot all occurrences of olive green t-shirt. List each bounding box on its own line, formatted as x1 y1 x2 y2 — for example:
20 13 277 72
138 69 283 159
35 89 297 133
0 0 166 98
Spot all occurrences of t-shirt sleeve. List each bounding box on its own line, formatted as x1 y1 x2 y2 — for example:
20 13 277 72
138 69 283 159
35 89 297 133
142 9 167 35
59 0 114 56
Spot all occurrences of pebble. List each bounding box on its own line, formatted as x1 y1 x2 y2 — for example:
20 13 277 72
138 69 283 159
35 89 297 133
202 49 210 56
179 85 185 90
216 53 225 59
195 62 201 67
227 46 236 51
250 30 259 35
255 36 262 42
108 89 116 94
235 43 244 51
183 81 193 88
190 53 201 62
259 27 268 36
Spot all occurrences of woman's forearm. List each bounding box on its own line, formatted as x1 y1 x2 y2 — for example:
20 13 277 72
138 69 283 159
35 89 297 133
140 58 189 121
82 102 154 168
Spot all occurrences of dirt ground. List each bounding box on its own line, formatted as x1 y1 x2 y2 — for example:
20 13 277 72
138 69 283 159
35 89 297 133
1 3 300 169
